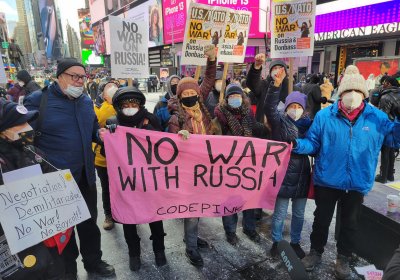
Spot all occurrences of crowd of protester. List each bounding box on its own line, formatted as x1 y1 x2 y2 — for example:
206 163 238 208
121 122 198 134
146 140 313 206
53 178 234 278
1 45 400 280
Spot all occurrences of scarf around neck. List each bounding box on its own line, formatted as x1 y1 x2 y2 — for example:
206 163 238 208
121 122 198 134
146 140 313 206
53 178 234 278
220 103 252 137
182 102 206 135
338 100 365 122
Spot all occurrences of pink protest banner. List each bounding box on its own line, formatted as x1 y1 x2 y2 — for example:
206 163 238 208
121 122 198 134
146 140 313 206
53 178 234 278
104 126 291 224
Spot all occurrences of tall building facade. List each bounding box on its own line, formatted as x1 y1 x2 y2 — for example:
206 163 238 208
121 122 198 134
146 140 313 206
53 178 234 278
66 22 81 61
15 0 31 54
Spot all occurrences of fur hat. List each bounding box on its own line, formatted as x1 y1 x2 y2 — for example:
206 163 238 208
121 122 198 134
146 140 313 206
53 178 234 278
284 91 307 111
176 77 200 98
338 65 368 98
225 84 243 99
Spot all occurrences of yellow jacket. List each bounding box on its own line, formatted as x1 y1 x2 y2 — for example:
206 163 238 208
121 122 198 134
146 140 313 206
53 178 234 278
93 102 116 167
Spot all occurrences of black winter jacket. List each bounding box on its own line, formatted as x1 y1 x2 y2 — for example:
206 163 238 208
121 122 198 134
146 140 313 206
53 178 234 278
0 139 63 280
246 64 288 122
302 82 322 119
264 83 312 199
383 245 400 280
24 80 41 96
378 87 400 121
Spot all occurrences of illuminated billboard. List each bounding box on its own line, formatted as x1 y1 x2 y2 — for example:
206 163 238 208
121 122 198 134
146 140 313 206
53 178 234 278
78 9 94 49
315 0 400 42
82 49 105 66
195 0 266 39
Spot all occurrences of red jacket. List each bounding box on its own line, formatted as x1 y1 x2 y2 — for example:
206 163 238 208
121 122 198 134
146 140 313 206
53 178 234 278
7 84 25 102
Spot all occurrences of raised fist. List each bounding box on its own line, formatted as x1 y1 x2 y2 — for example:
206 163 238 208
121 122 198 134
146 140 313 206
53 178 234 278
204 44 216 61
254 53 266 69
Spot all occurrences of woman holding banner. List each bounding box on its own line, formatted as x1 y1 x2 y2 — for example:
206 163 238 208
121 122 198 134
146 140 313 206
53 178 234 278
167 45 218 267
263 68 312 260
105 87 167 272
214 83 266 246
0 99 73 279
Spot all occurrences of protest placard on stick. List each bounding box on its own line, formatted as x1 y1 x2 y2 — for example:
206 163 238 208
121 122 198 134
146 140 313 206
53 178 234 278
181 2 229 66
218 9 252 64
110 15 149 78
271 0 316 58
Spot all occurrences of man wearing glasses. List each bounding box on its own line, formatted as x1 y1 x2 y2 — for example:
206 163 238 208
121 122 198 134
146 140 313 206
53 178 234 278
24 59 115 280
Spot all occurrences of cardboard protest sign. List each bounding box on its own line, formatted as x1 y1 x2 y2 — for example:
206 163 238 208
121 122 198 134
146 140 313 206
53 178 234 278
104 126 291 224
109 15 149 78
218 9 252 63
181 2 229 66
271 0 316 58
0 170 91 254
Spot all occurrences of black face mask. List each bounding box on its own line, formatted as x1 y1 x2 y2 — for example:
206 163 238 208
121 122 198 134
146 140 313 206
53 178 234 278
181 95 198 107
10 130 35 147
170 84 177 95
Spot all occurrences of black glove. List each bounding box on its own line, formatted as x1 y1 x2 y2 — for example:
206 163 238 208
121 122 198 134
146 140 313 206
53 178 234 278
100 144 106 157
106 124 118 133
394 105 400 118
290 139 297 149
320 97 328 104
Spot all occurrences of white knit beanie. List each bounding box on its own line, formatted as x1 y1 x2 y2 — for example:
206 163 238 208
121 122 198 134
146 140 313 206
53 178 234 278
338 65 368 98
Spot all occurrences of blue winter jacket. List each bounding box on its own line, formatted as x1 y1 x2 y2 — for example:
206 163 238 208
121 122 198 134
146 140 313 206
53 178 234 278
153 95 170 131
294 101 400 194
24 82 100 186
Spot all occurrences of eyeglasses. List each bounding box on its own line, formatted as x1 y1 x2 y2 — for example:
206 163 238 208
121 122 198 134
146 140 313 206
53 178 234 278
63 72 87 82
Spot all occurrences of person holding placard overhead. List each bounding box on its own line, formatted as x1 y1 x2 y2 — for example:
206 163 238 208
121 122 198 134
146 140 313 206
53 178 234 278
167 45 219 267
0 99 72 279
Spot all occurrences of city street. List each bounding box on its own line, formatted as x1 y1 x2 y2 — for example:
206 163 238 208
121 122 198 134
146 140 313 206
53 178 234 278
1 0 400 279
72 92 388 280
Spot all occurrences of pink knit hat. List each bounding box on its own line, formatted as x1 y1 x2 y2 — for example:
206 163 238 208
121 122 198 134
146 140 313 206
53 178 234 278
176 77 200 98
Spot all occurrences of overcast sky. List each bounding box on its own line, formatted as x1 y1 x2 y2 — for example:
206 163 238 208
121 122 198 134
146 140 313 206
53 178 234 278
0 0 84 41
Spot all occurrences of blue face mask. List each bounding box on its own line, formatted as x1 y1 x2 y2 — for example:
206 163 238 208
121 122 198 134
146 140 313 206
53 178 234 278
228 97 242 108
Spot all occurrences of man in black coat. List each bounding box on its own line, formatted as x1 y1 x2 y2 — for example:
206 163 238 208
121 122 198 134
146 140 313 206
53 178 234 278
16 70 41 97
246 53 289 123
375 76 400 183
302 74 326 119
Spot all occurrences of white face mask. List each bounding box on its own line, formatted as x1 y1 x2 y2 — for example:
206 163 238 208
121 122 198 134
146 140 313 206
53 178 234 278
122 108 139 116
341 91 363 111
215 81 222 92
271 69 280 80
18 81 25 87
65 85 84 98
287 108 304 121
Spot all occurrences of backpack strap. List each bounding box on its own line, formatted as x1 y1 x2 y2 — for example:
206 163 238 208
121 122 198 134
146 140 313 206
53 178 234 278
34 88 49 139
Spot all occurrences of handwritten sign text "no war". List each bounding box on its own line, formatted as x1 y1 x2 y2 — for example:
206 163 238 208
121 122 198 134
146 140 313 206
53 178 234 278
0 170 91 254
